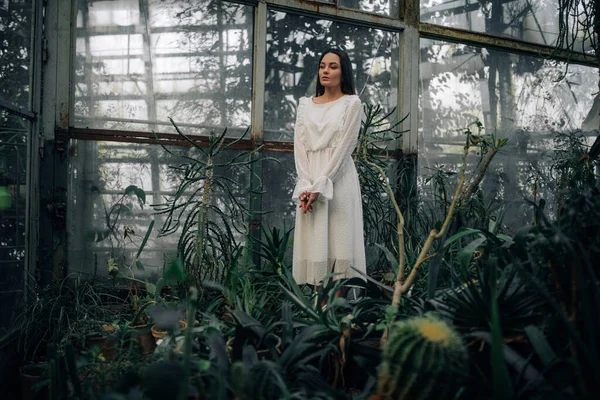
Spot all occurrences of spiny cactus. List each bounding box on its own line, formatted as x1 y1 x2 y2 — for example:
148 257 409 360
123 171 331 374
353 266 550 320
374 315 468 400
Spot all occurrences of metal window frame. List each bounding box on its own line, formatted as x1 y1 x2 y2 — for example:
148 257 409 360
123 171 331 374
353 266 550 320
25 0 44 291
0 0 44 344
34 0 598 275
59 0 598 150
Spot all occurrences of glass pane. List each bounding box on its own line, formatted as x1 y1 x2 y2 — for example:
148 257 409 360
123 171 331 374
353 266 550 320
0 0 33 109
265 10 400 141
261 150 296 230
419 38 598 230
68 140 250 281
0 111 28 337
74 0 253 137
339 0 400 17
420 0 594 52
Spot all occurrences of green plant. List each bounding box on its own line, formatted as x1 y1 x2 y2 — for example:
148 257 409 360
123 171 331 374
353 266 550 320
85 184 147 247
361 118 507 345
373 314 468 400
355 104 405 274
278 267 390 390
551 131 598 214
17 277 78 362
436 229 544 337
511 187 600 399
252 223 294 276
153 119 270 287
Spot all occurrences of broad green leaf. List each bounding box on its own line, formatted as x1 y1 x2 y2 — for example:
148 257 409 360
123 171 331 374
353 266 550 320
163 258 186 282
136 220 154 259
385 305 398 322
146 282 156 297
373 243 398 270
524 325 556 367
135 259 145 271
497 234 513 242
154 278 164 301
458 237 486 274
444 228 483 248
197 360 210 371
125 185 146 206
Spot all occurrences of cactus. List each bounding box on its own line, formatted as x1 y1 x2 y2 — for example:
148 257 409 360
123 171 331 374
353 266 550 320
374 315 468 400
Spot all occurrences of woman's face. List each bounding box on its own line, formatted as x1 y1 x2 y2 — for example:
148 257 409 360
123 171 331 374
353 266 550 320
319 53 342 89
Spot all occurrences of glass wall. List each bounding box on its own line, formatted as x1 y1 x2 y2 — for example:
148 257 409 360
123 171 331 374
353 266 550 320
69 0 258 277
0 112 28 337
418 38 598 230
69 0 405 277
68 138 252 278
420 0 594 53
74 0 253 136
62 0 598 279
264 9 399 141
0 0 33 110
339 0 401 17
0 0 35 340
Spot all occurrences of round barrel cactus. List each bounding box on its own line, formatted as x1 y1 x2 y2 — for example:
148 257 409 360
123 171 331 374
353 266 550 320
375 314 468 400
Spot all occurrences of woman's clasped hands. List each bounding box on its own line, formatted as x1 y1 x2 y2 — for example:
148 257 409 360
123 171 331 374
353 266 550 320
299 191 320 214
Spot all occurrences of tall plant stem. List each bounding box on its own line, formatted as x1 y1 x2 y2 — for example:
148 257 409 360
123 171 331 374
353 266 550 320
364 158 406 285
391 139 469 309
459 146 499 206
180 287 198 400
371 133 470 345
196 156 213 283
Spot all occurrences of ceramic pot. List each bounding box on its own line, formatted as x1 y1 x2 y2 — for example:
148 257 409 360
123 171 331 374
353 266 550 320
19 363 48 400
130 324 156 355
151 320 188 343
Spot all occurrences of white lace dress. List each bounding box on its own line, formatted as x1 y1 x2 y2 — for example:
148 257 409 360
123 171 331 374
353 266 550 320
292 94 367 285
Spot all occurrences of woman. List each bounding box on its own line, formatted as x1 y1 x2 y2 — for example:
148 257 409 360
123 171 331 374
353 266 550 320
292 48 367 287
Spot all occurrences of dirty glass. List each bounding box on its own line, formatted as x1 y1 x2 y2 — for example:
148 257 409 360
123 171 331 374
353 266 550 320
418 38 598 230
0 111 28 338
420 0 594 53
0 0 33 110
74 0 253 137
68 140 250 279
264 9 400 141
339 0 401 17
261 150 296 230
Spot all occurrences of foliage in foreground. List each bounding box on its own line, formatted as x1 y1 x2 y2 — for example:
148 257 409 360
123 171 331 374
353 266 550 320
16 114 600 399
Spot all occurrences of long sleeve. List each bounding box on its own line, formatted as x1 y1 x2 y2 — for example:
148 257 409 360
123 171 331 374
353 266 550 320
292 98 313 202
307 96 362 201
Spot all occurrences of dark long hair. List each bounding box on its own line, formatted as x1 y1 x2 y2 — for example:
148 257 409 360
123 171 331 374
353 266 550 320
315 48 356 97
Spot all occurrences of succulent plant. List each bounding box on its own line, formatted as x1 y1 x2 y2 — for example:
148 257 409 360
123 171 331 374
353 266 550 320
374 314 468 400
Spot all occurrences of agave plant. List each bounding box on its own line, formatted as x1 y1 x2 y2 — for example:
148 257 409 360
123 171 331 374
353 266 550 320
511 187 600 399
434 230 545 338
152 119 271 287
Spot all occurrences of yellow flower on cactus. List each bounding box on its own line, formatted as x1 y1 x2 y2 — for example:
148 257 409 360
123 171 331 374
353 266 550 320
375 314 468 400
413 317 457 345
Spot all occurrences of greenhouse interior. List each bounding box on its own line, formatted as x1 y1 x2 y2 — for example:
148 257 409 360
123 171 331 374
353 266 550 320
1 0 599 398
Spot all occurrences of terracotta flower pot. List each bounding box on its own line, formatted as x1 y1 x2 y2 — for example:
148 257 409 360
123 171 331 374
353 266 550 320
85 324 120 361
130 324 156 355
151 320 188 343
85 335 118 361
19 363 48 400
346 331 382 390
